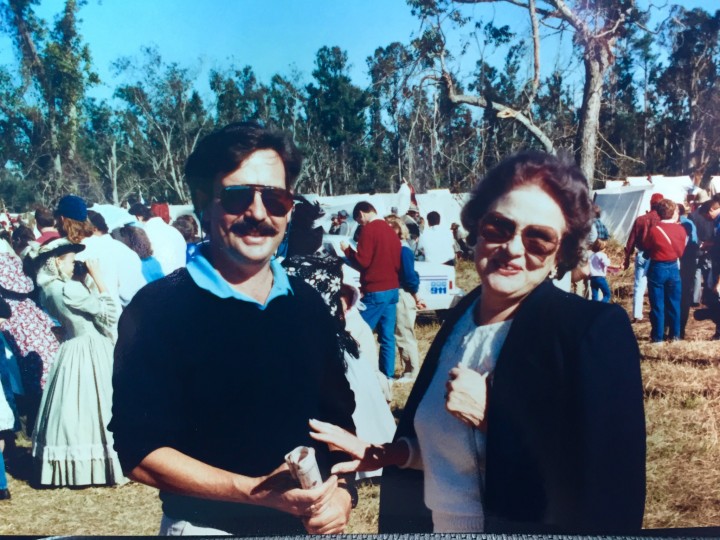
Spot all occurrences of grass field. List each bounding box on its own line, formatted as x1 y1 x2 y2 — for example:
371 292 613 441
1 247 719 534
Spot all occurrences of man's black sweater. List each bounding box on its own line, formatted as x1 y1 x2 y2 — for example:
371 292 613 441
110 269 355 535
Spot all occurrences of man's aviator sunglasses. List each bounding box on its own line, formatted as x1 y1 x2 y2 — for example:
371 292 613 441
219 185 294 217
478 212 561 257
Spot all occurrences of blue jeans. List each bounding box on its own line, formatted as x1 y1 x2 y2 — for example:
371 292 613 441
590 276 611 303
647 260 681 342
360 289 399 378
0 449 6 490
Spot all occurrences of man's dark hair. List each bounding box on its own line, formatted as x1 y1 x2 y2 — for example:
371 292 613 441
87 210 109 234
427 211 441 226
35 207 55 229
111 225 154 259
461 150 592 279
352 201 376 221
11 225 35 252
128 203 153 221
184 122 303 215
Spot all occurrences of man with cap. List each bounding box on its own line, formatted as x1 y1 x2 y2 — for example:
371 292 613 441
328 214 341 235
624 192 664 322
110 122 356 536
336 210 351 236
403 205 421 253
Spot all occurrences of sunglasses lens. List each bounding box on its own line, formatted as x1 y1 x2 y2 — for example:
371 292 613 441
479 213 559 256
220 188 254 214
261 190 294 216
478 214 515 243
522 226 559 256
220 186 293 217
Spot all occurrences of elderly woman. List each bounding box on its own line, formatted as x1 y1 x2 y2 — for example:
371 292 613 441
311 151 645 534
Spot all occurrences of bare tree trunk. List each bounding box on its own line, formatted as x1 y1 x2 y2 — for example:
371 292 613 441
110 140 120 205
576 42 610 184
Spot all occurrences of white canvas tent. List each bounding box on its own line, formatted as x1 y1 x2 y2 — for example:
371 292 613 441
306 188 468 236
594 175 695 245
592 186 651 245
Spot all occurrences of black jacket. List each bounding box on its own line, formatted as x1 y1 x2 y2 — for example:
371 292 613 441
379 280 646 535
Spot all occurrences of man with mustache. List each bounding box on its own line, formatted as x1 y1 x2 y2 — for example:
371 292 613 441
110 122 357 536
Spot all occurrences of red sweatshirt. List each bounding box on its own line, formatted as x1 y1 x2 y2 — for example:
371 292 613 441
645 222 687 262
344 218 401 293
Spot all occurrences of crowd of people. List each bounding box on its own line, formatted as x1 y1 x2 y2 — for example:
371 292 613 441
0 196 199 499
623 191 720 342
2 119 712 535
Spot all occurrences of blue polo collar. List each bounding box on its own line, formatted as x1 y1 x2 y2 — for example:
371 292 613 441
186 248 292 309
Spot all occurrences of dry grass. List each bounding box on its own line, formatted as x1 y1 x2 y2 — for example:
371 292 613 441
2 257 720 534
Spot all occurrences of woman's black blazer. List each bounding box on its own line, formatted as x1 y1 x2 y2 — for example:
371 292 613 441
379 280 646 535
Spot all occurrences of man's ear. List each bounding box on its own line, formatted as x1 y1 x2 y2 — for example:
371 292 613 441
192 189 211 229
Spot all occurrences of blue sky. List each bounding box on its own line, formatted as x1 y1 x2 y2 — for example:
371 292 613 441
0 0 715 101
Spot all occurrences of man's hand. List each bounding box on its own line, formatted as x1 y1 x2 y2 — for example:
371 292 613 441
302 483 352 534
445 365 489 430
249 463 339 518
414 295 427 309
340 241 349 251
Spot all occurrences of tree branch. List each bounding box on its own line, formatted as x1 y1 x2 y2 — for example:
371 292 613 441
453 0 555 18
439 70 555 153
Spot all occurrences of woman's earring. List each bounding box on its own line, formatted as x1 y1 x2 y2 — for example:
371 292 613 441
548 268 558 280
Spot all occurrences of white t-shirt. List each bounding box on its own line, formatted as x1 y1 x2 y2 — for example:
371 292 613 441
589 251 610 277
77 234 147 307
417 225 456 264
142 217 187 275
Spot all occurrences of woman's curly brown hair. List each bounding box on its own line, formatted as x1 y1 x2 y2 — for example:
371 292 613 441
59 216 94 245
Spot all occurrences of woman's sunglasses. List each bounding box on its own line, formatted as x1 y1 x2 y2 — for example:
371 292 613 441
219 185 294 217
478 212 561 257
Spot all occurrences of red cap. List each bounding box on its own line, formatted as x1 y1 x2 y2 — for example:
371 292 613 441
650 193 664 205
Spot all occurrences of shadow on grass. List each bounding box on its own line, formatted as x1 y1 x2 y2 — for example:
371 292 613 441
5 444 34 484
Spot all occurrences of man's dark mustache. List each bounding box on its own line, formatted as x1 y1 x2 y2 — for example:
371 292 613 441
230 219 279 237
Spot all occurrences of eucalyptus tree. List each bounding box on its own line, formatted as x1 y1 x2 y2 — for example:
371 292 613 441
654 7 720 182
0 0 98 200
304 46 369 194
405 0 644 184
113 47 211 203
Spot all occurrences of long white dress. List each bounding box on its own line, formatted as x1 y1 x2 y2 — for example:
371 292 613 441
344 298 396 480
32 270 125 487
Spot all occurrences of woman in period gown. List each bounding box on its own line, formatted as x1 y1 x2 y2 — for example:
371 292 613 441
31 238 125 487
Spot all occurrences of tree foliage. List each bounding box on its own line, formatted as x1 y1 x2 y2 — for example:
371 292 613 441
0 0 716 211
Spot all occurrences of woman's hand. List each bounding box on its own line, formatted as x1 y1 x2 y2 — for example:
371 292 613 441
445 365 489 430
309 419 387 474
84 258 107 293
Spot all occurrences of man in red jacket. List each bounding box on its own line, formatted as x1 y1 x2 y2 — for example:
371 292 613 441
623 192 663 322
341 201 402 381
